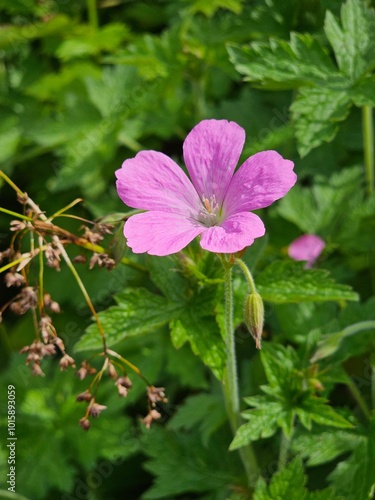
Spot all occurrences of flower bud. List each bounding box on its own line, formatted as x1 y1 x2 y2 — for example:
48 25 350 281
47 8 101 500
244 292 264 349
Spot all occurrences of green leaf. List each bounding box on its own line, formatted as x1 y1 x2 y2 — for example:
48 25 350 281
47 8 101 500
188 0 244 17
141 426 238 499
229 405 280 450
291 86 351 157
328 417 375 500
277 167 363 236
311 320 375 362
292 429 360 466
324 0 375 81
350 75 375 107
228 33 337 90
147 255 190 303
56 23 129 61
85 65 141 118
254 459 306 500
0 116 21 163
256 261 359 303
74 288 182 352
254 458 337 500
174 312 226 380
298 399 353 430
168 393 227 446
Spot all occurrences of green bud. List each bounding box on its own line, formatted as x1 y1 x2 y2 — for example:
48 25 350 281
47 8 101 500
244 292 264 349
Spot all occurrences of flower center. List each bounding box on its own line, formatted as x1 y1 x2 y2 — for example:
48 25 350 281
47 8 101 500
197 195 222 227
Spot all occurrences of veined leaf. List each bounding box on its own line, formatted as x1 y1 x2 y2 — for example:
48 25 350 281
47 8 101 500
228 33 338 90
324 0 375 81
254 458 337 500
291 86 351 157
74 288 182 352
256 261 359 303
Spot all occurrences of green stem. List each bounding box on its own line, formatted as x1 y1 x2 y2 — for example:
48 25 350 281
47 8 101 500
0 207 33 221
235 258 257 294
346 376 371 421
223 265 240 428
86 0 99 29
362 105 374 196
278 427 293 470
222 262 259 488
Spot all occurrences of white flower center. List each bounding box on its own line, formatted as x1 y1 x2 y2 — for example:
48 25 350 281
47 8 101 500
197 195 222 227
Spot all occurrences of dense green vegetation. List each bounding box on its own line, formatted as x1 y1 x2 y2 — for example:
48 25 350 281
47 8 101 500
0 0 374 498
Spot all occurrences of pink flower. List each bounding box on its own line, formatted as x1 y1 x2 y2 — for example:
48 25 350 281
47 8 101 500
288 234 325 268
116 119 297 256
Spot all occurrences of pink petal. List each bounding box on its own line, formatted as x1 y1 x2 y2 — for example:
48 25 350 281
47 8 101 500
116 151 201 215
288 234 325 267
199 212 265 253
124 212 205 256
183 119 245 204
224 151 297 215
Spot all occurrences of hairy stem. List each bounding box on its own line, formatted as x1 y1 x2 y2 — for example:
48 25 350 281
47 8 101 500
235 258 257 294
346 376 371 421
222 262 259 488
278 426 293 471
362 105 374 196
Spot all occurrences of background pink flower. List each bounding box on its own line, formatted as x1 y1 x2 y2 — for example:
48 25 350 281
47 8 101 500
288 234 326 267
116 119 297 256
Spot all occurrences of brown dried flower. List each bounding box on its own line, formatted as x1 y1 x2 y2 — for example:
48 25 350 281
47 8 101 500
39 315 54 343
89 403 107 418
79 417 91 431
115 376 133 398
60 354 76 370
142 409 162 429
10 286 38 315
147 386 167 406
44 293 61 313
76 391 93 402
5 272 25 287
73 255 87 264
76 361 97 380
45 244 61 271
10 220 26 232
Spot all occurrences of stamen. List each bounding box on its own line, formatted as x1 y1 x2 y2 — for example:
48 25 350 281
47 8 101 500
198 195 221 227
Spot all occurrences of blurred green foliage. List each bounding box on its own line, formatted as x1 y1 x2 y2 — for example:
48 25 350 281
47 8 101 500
1 0 375 499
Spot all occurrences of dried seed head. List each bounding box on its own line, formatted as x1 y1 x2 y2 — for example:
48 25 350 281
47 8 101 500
41 343 56 356
115 376 133 397
39 315 54 342
89 252 115 270
79 417 91 431
0 248 14 264
89 403 107 418
10 286 38 315
60 354 76 370
83 226 103 244
73 255 87 264
76 391 93 402
95 223 114 236
44 293 61 313
107 363 118 379
31 362 45 377
45 244 61 271
10 220 26 232
76 361 97 380
147 386 167 405
142 409 162 429
244 292 264 350
17 192 28 204
5 272 25 287
53 337 65 353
